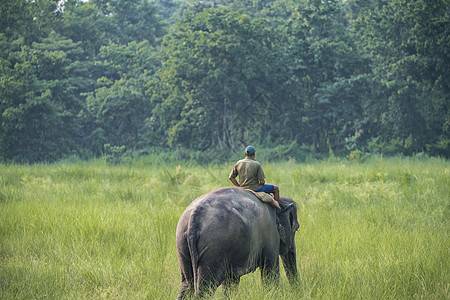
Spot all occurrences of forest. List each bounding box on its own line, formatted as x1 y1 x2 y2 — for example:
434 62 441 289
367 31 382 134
1 0 449 163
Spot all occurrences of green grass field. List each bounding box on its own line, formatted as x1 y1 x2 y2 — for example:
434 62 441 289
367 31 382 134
1 157 449 299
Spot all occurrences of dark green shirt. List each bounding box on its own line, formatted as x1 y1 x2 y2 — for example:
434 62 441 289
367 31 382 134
229 157 265 191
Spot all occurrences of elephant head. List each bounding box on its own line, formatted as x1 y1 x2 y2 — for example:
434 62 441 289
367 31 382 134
277 199 300 283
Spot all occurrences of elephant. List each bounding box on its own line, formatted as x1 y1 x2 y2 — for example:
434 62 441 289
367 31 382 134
176 187 299 299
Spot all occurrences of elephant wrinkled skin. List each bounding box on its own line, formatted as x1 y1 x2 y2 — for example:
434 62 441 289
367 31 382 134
176 187 299 299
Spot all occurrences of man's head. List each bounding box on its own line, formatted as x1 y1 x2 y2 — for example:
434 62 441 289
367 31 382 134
245 145 256 157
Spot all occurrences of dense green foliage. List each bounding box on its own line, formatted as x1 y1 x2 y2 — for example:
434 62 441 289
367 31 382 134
1 158 448 298
1 0 449 163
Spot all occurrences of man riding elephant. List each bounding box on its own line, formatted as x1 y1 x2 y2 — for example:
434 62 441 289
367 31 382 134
229 145 280 203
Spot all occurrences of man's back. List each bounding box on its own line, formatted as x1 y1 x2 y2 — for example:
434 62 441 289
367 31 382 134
230 157 265 191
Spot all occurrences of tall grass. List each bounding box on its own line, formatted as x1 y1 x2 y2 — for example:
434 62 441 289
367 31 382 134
0 157 448 299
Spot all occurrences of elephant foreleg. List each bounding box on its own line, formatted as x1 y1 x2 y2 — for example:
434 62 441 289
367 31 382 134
221 275 240 299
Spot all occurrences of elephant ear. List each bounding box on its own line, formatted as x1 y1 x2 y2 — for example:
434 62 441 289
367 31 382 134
278 203 294 245
278 222 287 244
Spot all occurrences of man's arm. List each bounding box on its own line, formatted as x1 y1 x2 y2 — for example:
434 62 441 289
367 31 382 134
258 164 265 186
229 176 240 187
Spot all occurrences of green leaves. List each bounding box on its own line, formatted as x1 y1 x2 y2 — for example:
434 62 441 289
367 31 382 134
154 8 285 150
1 0 449 162
354 0 449 155
86 41 161 151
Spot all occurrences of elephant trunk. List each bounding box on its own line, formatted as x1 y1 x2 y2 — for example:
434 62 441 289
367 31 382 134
278 200 300 285
280 243 298 284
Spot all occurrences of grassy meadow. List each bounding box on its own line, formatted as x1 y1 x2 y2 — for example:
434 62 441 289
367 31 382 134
0 157 449 299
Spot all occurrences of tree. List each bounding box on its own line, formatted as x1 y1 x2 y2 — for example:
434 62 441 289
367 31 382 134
410 0 450 156
89 0 165 45
0 0 59 45
86 41 161 151
0 32 86 162
355 0 450 155
0 0 88 162
65 0 165 154
267 0 367 153
151 8 287 151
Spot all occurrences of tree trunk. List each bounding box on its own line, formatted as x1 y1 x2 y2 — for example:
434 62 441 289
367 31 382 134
222 97 228 148
313 131 320 152
217 129 224 150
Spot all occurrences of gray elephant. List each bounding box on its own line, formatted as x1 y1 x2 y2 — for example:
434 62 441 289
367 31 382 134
176 187 299 299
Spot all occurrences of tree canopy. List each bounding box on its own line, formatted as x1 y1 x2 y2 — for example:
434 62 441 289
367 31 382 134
1 0 449 163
